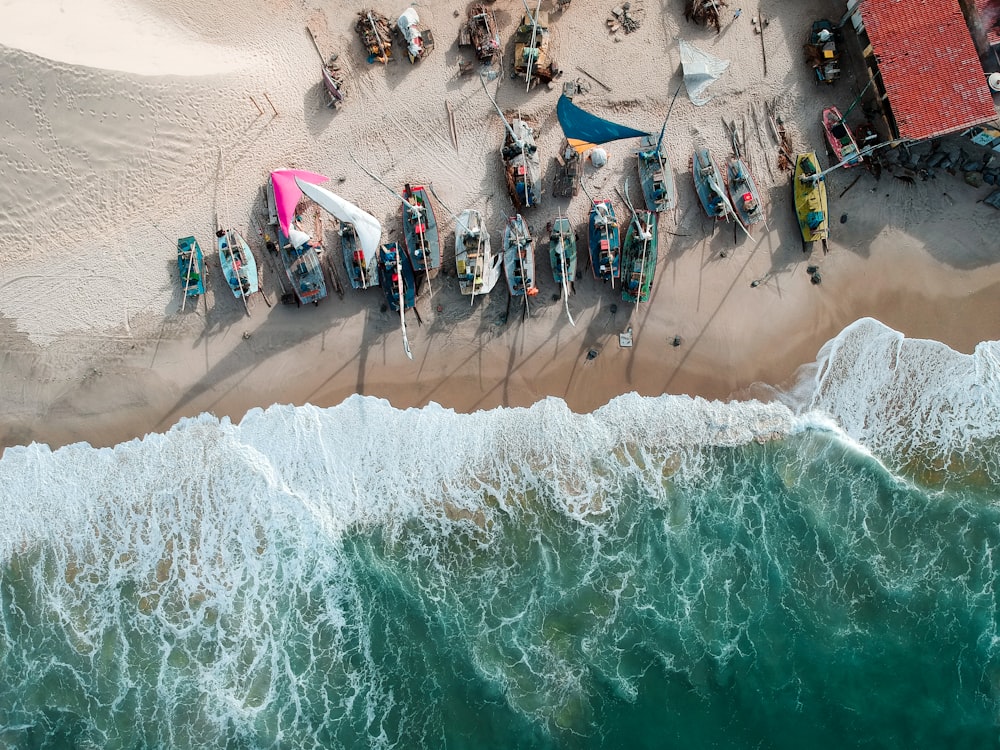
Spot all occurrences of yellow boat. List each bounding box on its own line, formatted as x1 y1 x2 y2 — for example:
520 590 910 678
793 152 829 251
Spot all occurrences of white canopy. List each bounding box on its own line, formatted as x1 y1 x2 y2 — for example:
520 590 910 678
295 178 382 260
678 39 730 106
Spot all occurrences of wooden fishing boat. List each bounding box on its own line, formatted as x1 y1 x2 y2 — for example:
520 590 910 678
513 10 557 89
637 135 676 212
503 214 538 298
621 210 658 304
455 208 502 298
177 236 205 310
217 228 259 308
266 170 328 306
588 199 620 283
356 9 394 64
458 3 501 63
726 158 765 231
503 118 542 210
401 183 440 278
692 148 731 221
397 7 433 63
793 152 829 250
321 57 346 108
377 242 416 312
549 216 577 287
822 106 860 167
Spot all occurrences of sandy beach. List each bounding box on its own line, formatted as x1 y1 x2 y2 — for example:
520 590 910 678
2 0 999 452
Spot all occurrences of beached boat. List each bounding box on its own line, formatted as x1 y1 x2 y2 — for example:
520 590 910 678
503 214 537 298
377 242 416 312
321 57 346 108
216 228 259 313
503 118 542 210
266 169 328 306
458 3 501 63
455 209 501 299
549 216 577 325
356 9 394 64
805 19 841 84
177 236 205 311
822 106 861 168
637 135 677 212
553 139 582 198
512 10 557 89
726 158 765 231
397 7 433 63
621 210 658 304
588 199 621 283
401 183 440 278
693 148 731 221
294 179 380 290
793 152 829 250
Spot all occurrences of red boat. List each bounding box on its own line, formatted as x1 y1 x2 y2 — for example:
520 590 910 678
822 106 861 168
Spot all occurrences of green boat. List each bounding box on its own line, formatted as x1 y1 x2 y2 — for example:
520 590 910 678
177 236 205 311
621 210 658 304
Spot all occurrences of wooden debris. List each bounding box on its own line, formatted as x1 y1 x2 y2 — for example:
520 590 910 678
575 65 612 92
608 2 642 33
446 101 459 152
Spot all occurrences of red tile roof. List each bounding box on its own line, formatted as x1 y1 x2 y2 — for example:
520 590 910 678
861 0 996 140
975 0 1000 46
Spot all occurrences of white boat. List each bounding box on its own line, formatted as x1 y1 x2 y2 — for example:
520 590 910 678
455 209 501 300
295 178 381 289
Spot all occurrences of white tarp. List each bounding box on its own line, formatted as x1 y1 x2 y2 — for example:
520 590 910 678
678 39 729 106
397 8 423 59
295 178 382 260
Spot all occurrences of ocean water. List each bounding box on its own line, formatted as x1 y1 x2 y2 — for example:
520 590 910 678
2 317 1000 749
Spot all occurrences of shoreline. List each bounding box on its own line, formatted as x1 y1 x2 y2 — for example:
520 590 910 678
2 0 1000 453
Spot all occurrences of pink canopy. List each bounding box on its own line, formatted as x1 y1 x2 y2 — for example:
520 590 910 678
270 169 328 234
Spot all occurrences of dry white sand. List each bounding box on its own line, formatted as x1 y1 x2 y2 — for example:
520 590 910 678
2 0 999 450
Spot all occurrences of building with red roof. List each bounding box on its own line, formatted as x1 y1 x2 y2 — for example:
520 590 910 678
845 0 997 141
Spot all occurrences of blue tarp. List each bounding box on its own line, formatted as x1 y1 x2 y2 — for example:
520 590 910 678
557 95 648 152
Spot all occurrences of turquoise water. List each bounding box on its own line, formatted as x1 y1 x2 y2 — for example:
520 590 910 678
2 319 999 749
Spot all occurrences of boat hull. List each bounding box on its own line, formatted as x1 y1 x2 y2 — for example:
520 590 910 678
693 148 729 221
793 152 829 245
266 176 328 305
588 199 620 282
822 106 860 167
503 215 536 297
402 184 440 277
621 211 658 304
637 135 676 212
218 229 260 298
177 236 205 297
503 119 541 210
549 217 577 285
727 159 765 231
341 224 378 290
377 242 416 312
455 209 501 297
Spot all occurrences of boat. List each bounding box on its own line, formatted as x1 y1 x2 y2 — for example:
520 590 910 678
458 3 501 63
793 152 829 250
726 158 765 231
397 7 433 63
321 56 346 108
216 227 259 313
588 199 621 283
692 148 732 221
552 139 582 198
621 210 658 304
356 9 394 64
804 19 840 84
294 179 381 290
822 106 861 167
512 9 557 89
266 169 328 306
637 135 677 212
377 242 416 312
502 118 542 210
401 183 441 278
455 209 502 299
503 215 538 298
549 215 577 325
177 236 205 311
377 242 417 359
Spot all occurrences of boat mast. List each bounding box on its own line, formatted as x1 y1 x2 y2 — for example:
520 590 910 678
520 0 542 92
395 250 413 360
229 229 251 316
179 246 196 312
512 218 531 317
479 72 518 144
656 81 684 153
557 217 576 326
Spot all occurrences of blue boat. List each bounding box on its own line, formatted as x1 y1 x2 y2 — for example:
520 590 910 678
637 135 676 212
502 214 537 298
588 199 620 283
177 236 205 311
216 228 259 314
377 242 416 313
692 148 732 221
401 183 441 277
